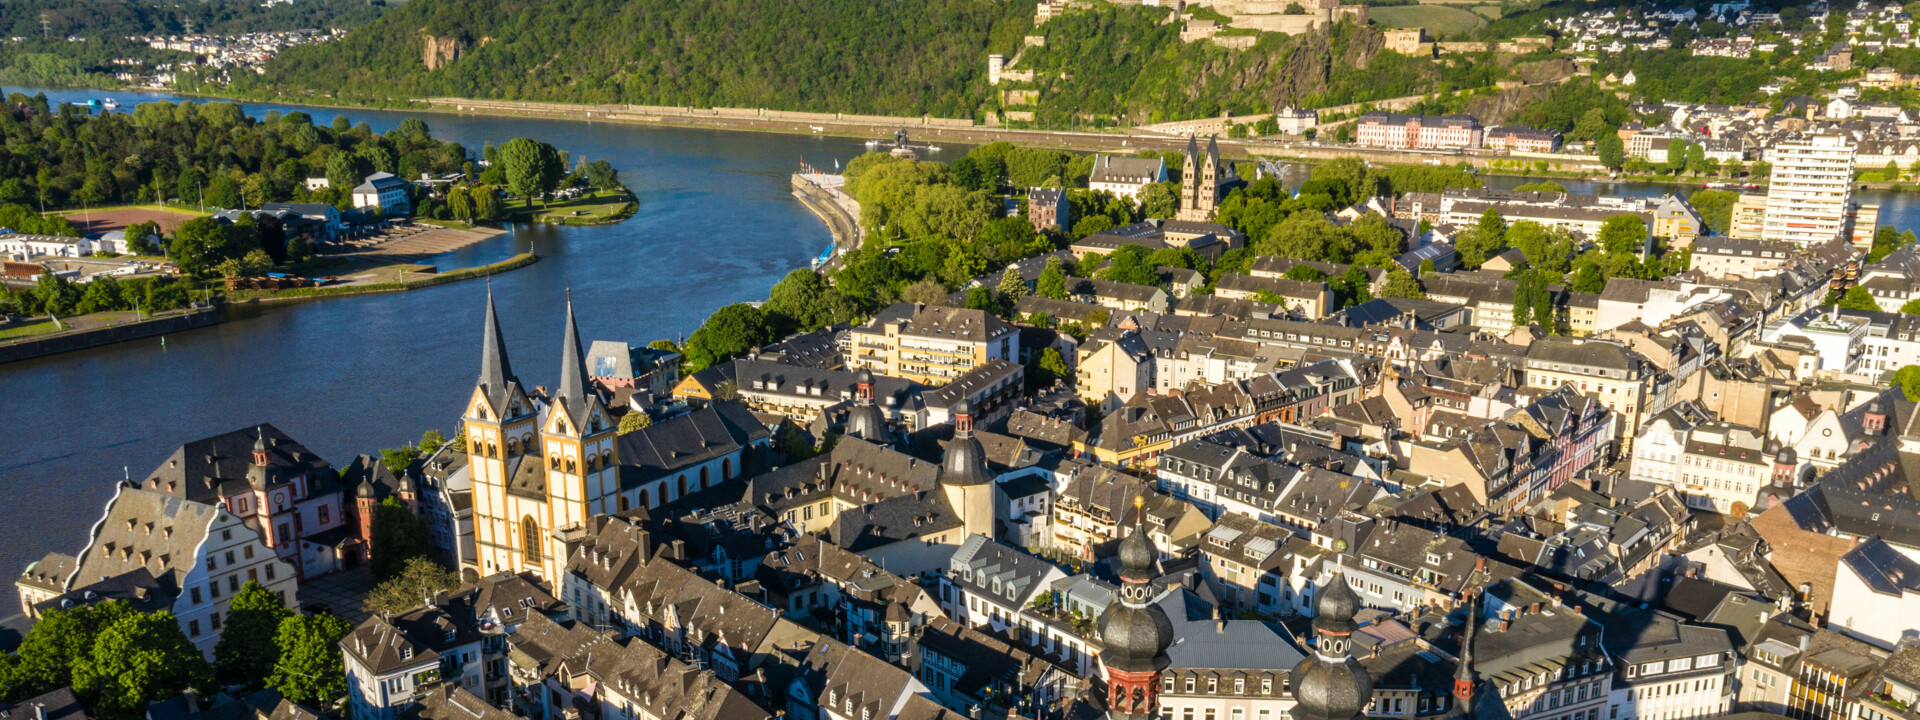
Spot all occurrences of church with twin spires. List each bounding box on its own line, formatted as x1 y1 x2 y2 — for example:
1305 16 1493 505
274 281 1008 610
461 291 621 581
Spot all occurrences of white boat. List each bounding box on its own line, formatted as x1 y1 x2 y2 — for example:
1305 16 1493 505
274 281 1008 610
102 98 120 109
925 145 941 152
810 125 825 132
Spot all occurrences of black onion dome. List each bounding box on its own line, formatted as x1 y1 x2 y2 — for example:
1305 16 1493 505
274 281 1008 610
398 474 415 493
942 400 992 486
1118 519 1157 583
846 402 889 443
856 368 874 386
1291 653 1374 720
356 478 377 499
1778 445 1796 466
1096 600 1174 673
1314 570 1361 635
1764 439 1781 456
942 435 994 485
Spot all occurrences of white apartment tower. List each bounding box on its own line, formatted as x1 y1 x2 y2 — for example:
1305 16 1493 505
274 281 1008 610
1763 134 1855 246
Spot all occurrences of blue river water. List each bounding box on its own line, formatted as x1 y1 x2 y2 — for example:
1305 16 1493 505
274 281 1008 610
0 88 881 581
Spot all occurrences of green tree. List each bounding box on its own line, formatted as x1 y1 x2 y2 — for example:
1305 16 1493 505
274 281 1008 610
499 137 566 207
684 303 772 371
1513 181 1570 193
1136 181 1179 219
168 217 235 277
1599 214 1649 255
1455 209 1508 268
364 557 461 615
1036 256 1070 299
370 498 429 581
996 265 1027 301
267 613 352 705
214 581 292 687
1838 285 1883 312
583 160 621 191
1688 190 1739 236
618 411 653 434
1891 365 1920 401
71 611 212 720
1380 268 1425 299
1597 133 1626 169
11 603 132 698
74 276 125 314
206 175 242 210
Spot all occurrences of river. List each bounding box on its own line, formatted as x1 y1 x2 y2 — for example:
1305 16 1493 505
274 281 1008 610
7 88 1920 589
0 88 889 583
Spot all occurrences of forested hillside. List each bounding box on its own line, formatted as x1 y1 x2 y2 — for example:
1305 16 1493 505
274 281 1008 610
1011 7 1502 123
0 0 384 37
227 0 1033 116
223 0 1507 121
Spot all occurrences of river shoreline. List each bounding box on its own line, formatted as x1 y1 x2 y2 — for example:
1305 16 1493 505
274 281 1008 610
171 91 1856 195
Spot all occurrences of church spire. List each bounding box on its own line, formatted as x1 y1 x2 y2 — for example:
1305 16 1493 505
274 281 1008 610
1454 594 1478 703
556 289 591 420
478 282 516 402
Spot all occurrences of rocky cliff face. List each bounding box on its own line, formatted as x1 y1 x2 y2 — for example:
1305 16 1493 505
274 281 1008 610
422 33 467 70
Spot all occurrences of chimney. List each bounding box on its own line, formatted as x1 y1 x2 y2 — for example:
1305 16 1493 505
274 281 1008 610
671 539 687 561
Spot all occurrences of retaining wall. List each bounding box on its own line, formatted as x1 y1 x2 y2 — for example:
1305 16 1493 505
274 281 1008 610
0 307 219 364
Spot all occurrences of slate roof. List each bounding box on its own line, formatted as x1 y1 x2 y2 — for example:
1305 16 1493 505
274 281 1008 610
949 534 1064 609
141 423 332 505
342 591 483 676
828 491 963 553
617 402 771 487
70 486 217 590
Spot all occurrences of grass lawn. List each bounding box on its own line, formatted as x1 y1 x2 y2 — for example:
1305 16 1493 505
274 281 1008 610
1369 5 1488 35
0 320 61 341
1470 4 1502 18
51 203 211 217
516 190 637 225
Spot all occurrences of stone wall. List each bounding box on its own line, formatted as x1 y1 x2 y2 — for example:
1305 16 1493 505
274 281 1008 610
0 307 218 365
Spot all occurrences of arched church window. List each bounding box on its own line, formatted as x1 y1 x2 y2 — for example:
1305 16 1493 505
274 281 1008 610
522 516 543 563
602 450 613 467
487 442 497 458
722 459 732 480
551 454 561 470
700 467 710 488
567 457 577 473
638 489 650 508
678 476 688 498
507 438 519 457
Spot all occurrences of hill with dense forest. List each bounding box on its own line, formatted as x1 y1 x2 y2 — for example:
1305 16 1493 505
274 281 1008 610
0 0 385 38
224 0 1034 116
1005 5 1502 124
220 0 1517 122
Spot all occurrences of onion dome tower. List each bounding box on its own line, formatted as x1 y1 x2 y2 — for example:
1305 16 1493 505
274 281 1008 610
1292 571 1374 720
845 369 890 443
246 428 276 490
1098 496 1174 720
940 401 999 539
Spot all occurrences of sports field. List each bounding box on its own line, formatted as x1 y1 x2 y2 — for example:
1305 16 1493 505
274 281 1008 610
56 205 207 235
1368 5 1489 35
